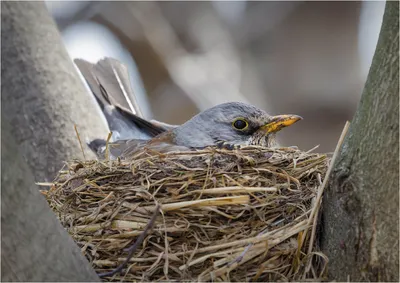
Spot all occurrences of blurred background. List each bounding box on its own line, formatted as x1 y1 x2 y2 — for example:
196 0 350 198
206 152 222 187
45 1 385 153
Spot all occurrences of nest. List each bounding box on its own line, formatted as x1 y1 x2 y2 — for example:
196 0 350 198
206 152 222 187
43 146 329 282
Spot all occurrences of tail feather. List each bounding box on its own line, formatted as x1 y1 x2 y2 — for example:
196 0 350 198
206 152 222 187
75 58 141 115
74 57 168 140
74 59 108 110
92 58 144 118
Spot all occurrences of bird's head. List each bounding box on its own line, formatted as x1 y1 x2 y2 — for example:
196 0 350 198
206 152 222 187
173 102 302 148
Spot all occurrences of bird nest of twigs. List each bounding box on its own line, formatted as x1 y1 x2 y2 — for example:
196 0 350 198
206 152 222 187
42 146 329 282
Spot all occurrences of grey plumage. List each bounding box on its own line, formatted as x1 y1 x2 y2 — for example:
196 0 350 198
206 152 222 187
167 102 271 148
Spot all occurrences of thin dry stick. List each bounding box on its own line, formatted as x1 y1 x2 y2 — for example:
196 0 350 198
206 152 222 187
299 122 350 250
202 224 308 281
105 132 113 162
304 121 350 274
309 122 350 222
197 153 214 200
127 195 250 213
190 186 277 195
74 124 86 160
97 204 160 278
302 121 350 278
179 219 308 257
175 186 277 201
226 218 283 267
160 209 170 279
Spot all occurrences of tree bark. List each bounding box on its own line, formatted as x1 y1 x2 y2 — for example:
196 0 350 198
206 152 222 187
1 1 108 182
321 1 399 281
1 1 103 281
1 117 100 281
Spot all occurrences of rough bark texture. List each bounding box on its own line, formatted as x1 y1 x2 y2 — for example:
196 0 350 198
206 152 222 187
1 1 105 281
321 1 399 281
1 1 108 182
1 118 100 281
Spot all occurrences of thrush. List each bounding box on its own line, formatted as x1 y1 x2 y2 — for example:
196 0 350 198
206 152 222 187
75 58 302 160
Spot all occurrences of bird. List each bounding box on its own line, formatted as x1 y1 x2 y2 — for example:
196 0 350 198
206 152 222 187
75 57 302 160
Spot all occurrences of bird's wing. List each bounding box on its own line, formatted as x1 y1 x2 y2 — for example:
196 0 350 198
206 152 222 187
119 131 190 159
74 57 171 140
87 138 148 160
88 137 189 160
149 119 179 131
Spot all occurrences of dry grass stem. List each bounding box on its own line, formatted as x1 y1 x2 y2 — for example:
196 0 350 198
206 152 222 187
74 124 86 160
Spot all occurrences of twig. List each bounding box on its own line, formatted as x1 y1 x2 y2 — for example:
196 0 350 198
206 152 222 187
74 124 86 160
227 218 284 266
304 121 350 274
124 195 250 213
97 204 160 278
105 131 113 164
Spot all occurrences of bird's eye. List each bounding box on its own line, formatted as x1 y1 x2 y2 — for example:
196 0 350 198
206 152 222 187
232 118 249 131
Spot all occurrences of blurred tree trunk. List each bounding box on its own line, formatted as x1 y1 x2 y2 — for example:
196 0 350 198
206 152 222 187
1 1 104 281
321 1 399 281
1 1 108 182
1 119 99 281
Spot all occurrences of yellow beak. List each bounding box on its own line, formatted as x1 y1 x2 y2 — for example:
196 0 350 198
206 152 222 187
261 114 303 133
